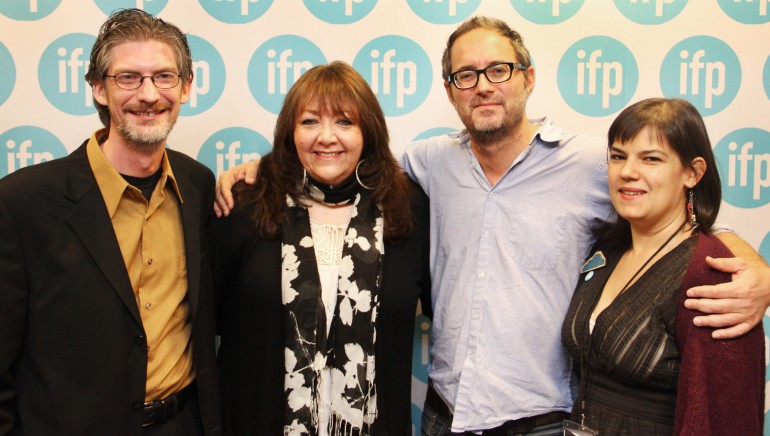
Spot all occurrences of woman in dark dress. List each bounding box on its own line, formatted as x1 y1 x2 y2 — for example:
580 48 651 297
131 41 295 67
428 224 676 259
210 61 430 435
561 98 763 435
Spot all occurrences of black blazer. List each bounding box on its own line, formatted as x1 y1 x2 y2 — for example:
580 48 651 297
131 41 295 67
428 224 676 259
0 141 221 436
211 182 431 435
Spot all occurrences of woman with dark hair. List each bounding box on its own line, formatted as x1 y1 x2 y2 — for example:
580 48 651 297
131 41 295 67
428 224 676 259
561 98 763 435
210 61 430 435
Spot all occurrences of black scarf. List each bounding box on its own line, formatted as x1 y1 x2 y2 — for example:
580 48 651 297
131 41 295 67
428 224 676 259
281 188 383 435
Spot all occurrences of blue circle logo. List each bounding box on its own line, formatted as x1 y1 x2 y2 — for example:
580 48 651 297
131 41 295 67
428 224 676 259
714 128 770 208
248 35 327 115
764 55 770 101
717 0 770 24
660 36 741 116
181 35 226 117
1 126 68 178
303 0 377 24
413 127 457 141
39 33 96 116
0 42 15 106
196 127 272 177
94 0 167 15
557 36 638 117
406 0 480 24
613 0 688 24
0 0 61 20
353 35 432 117
509 0 585 24
199 0 273 24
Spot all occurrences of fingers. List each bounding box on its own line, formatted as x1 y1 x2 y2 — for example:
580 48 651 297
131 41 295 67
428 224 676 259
213 201 224 218
695 315 754 339
214 180 235 217
703 255 747 274
244 160 259 183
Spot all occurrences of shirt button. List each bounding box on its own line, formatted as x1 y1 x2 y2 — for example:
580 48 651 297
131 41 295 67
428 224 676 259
483 230 490 238
472 311 480 320
469 352 475 361
477 271 485 278
144 303 151 310
147 258 153 265
134 335 145 345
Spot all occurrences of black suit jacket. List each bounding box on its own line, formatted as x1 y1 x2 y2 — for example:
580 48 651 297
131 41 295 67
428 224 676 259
0 141 221 435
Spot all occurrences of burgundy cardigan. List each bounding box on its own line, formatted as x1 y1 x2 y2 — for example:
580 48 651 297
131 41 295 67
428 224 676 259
674 232 764 435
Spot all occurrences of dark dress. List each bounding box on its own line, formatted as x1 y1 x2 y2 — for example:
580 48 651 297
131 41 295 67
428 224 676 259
561 233 764 435
209 183 431 435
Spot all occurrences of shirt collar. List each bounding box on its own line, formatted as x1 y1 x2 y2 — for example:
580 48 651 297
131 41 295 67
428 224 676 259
87 130 183 218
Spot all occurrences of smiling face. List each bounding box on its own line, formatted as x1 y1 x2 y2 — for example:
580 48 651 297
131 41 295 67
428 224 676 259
294 103 364 187
608 126 701 231
445 28 534 142
92 40 190 152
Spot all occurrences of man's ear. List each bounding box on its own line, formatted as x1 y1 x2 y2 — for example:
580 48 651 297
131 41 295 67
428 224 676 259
93 82 108 106
444 80 455 104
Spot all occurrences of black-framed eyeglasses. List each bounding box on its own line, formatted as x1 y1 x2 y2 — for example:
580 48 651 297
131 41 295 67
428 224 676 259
104 72 183 90
447 62 527 90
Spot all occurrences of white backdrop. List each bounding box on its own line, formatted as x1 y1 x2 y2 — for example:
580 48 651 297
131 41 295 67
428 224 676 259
1 0 769 433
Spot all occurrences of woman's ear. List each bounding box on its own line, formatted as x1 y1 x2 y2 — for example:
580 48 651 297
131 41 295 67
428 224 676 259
686 157 707 189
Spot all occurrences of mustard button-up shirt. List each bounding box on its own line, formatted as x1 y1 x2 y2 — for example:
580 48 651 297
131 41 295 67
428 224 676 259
87 133 193 401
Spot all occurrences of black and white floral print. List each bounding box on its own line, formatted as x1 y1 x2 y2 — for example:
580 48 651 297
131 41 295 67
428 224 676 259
282 192 383 435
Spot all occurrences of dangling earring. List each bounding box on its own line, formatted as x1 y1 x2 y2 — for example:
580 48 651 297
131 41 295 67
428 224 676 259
355 160 374 190
687 189 699 229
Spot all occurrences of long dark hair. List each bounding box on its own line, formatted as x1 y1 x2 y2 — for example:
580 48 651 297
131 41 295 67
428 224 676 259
236 61 413 243
599 98 722 249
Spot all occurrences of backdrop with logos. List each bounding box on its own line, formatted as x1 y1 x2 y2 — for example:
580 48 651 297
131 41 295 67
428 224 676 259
1 0 769 433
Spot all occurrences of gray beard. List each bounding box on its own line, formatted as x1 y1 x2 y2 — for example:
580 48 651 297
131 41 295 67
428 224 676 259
118 122 173 152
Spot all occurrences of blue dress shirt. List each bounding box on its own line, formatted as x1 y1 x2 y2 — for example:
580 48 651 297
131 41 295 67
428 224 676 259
402 117 613 432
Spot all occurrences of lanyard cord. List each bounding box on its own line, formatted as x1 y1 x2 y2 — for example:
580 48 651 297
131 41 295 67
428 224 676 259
578 221 687 425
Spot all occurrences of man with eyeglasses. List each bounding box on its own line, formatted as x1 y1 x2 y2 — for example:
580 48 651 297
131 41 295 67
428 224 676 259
0 9 220 435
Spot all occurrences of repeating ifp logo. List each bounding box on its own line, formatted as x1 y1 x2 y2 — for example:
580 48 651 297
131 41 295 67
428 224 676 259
39 33 96 116
509 0 585 24
613 0 688 24
197 127 272 177
764 55 770 101
94 0 167 16
660 36 741 116
714 128 770 208
718 0 770 24
557 36 638 117
303 0 377 24
352 35 432 117
199 0 273 24
406 0 480 24
0 0 60 20
181 35 226 117
0 42 15 106
1 126 67 178
248 35 326 115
